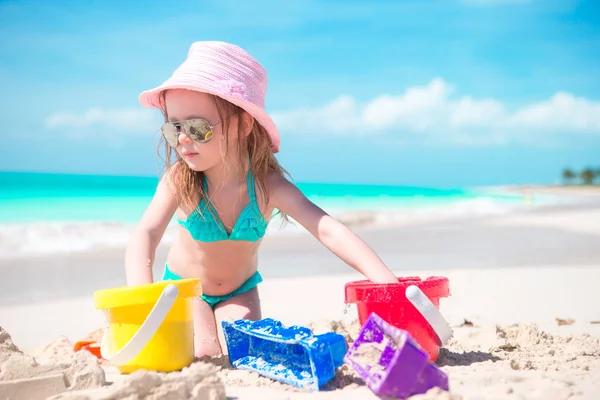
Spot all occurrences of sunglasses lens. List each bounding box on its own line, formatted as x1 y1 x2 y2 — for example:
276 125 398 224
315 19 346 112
161 119 214 147
160 124 179 147
186 119 212 142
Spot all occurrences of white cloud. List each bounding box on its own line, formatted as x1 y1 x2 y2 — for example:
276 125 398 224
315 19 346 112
44 107 161 137
47 80 600 147
270 95 362 134
270 78 600 146
510 92 600 132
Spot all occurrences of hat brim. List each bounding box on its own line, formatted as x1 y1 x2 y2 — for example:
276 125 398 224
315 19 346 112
139 83 280 153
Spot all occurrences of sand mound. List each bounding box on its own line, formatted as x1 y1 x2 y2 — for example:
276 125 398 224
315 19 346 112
0 326 105 399
1 326 225 400
437 323 600 399
48 362 225 400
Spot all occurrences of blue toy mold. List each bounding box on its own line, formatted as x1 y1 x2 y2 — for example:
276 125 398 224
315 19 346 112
222 318 347 390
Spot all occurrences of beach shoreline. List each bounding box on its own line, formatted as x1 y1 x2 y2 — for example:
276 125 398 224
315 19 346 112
2 199 600 307
1 183 597 261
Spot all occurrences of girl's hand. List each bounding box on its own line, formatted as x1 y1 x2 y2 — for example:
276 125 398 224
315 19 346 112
270 174 398 283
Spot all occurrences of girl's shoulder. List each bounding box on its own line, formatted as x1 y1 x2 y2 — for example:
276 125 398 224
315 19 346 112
265 171 304 207
265 171 297 194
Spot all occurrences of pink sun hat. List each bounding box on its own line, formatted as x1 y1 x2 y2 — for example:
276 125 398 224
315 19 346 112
139 41 280 153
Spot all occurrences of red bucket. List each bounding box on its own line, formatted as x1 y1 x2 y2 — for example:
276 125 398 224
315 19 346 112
344 276 450 362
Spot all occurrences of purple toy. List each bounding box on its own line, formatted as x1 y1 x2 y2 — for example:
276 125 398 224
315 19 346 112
344 313 449 399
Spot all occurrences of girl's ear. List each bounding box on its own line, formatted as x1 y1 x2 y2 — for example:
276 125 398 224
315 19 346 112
240 111 254 137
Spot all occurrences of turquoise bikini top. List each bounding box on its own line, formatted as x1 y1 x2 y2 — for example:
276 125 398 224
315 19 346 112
177 170 269 242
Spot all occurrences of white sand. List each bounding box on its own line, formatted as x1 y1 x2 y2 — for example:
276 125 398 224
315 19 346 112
1 264 600 399
4 264 599 353
484 207 600 236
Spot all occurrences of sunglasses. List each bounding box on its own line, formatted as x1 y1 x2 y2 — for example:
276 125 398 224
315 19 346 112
160 118 222 147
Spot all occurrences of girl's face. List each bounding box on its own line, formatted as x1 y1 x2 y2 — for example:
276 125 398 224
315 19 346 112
164 89 239 172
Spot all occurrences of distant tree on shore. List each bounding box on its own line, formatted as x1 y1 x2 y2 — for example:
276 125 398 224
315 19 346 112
561 168 576 184
580 168 596 185
561 166 599 185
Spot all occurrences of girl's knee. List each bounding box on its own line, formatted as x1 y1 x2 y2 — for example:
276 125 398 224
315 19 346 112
191 297 222 357
194 335 223 358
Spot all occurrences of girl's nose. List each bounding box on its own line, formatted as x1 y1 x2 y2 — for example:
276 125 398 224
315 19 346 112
178 131 192 144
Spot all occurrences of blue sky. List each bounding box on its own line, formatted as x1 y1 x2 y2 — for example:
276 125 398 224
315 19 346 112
0 0 598 187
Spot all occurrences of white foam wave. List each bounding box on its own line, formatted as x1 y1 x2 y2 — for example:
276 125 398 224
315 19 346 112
0 198 525 259
0 222 155 259
0 219 306 260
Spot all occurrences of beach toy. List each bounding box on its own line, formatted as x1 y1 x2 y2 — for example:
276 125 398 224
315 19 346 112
222 318 347 391
344 276 450 361
405 285 453 345
345 312 449 399
93 278 202 374
73 340 102 360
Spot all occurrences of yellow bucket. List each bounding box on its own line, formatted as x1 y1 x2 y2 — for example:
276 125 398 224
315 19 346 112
93 278 201 374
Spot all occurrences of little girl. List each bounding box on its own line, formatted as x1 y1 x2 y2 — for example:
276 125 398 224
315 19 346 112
126 41 398 357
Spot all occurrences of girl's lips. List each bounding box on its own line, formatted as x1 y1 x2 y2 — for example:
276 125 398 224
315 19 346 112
182 152 198 158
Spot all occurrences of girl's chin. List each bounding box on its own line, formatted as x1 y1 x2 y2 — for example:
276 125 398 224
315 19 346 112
183 159 209 172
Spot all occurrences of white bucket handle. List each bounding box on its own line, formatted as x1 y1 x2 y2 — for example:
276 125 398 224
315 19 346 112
405 285 453 345
100 284 179 367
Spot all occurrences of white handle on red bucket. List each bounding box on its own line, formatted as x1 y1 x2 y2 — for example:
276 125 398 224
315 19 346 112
100 284 179 367
406 285 453 345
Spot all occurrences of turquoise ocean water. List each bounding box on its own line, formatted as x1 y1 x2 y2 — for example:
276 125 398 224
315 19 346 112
0 171 526 224
2 171 554 257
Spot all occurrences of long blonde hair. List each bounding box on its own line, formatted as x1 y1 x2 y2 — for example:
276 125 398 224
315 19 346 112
156 90 291 222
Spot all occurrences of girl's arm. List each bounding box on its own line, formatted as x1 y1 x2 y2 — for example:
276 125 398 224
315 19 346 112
125 172 178 286
269 174 398 284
